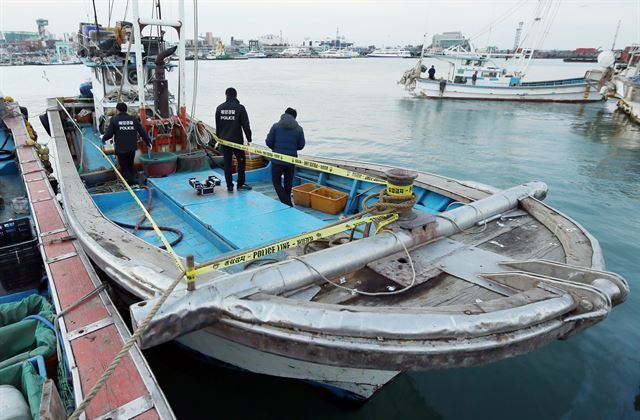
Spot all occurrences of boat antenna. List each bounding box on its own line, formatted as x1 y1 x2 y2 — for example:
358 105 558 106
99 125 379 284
419 32 427 66
611 19 621 50
91 0 100 45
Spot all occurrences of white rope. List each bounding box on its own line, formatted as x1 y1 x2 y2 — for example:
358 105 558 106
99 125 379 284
291 230 417 297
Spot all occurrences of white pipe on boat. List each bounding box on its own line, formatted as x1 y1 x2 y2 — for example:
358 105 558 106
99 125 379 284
131 181 548 344
131 0 146 105
214 181 547 298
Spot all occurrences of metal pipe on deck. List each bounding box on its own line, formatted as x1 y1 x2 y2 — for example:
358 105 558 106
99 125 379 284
214 181 547 298
131 182 548 345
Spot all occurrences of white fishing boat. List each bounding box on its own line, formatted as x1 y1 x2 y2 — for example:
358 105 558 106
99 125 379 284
43 0 629 402
400 1 605 102
401 46 604 102
367 47 412 58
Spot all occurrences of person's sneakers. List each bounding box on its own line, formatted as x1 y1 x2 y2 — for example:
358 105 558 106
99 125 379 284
237 184 252 191
227 185 234 192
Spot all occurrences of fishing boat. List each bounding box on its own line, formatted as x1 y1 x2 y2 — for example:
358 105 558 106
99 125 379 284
367 47 412 58
45 0 628 402
401 1 606 102
605 45 640 123
400 46 604 102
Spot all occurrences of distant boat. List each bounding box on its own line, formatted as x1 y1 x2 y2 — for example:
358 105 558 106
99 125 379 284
400 46 604 102
563 48 600 63
244 50 267 59
367 47 412 58
319 48 359 59
279 47 312 58
401 1 605 102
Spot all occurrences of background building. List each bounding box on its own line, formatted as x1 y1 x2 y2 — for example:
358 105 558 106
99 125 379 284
431 31 469 50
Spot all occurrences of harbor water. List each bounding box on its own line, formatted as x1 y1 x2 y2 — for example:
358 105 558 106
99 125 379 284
1 58 638 419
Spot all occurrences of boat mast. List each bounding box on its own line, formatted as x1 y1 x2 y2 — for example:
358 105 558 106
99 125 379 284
131 0 146 106
178 0 186 117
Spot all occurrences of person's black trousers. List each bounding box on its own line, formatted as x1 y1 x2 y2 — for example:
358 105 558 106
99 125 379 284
271 163 294 206
223 146 245 188
116 151 136 184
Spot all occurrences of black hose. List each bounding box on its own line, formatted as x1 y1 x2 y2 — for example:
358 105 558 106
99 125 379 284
110 186 184 249
112 220 183 249
0 132 14 161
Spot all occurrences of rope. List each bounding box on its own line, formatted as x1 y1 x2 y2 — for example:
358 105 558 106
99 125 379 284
67 272 184 419
291 229 416 297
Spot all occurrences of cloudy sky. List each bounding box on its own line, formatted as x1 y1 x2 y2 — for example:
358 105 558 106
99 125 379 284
1 0 638 49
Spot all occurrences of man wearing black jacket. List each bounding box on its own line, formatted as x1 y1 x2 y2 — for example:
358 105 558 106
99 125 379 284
102 102 151 185
215 87 252 192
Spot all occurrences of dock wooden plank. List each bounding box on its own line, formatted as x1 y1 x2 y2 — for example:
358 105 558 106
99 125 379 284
72 325 153 419
3 105 172 419
48 257 110 330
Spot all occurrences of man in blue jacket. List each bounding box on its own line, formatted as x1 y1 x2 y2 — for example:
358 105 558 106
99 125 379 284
266 108 305 206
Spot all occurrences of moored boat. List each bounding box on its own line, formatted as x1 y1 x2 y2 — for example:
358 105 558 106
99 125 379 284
41 0 630 399
400 47 605 102
367 47 412 58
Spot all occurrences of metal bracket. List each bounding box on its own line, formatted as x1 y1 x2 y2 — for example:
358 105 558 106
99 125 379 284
40 227 69 237
46 252 78 264
67 317 114 340
94 394 154 420
32 196 54 204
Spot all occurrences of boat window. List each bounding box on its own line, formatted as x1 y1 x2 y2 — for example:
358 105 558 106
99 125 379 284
457 69 464 74
482 71 498 78
454 76 467 84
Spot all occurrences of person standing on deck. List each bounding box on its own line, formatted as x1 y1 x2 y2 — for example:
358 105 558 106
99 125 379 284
427 65 436 80
215 87 252 192
102 102 150 185
472 71 478 85
266 108 305 206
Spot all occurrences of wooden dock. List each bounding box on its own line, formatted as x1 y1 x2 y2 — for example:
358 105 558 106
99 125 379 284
3 102 174 419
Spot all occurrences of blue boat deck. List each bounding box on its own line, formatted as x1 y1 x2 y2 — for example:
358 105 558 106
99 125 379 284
91 160 458 268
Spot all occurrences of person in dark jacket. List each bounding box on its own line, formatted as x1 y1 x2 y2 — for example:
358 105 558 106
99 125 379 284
215 87 252 192
266 108 305 206
427 65 436 80
102 102 150 185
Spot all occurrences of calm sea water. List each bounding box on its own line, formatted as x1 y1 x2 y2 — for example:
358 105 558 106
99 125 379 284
2 58 638 419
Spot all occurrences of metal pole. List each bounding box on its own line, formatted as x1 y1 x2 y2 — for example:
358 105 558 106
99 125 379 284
178 0 186 114
131 0 146 105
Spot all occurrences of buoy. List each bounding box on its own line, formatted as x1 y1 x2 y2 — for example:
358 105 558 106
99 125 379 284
0 385 31 420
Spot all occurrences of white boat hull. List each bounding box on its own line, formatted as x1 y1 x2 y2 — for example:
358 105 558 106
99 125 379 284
178 329 399 399
412 78 604 102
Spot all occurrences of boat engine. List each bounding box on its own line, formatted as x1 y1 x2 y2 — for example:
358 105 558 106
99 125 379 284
153 46 178 118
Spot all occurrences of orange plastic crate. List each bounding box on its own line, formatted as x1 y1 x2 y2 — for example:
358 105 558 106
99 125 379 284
309 186 348 215
292 183 319 207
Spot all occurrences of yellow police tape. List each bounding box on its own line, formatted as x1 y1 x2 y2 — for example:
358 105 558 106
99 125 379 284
192 212 398 276
91 143 185 273
206 128 386 185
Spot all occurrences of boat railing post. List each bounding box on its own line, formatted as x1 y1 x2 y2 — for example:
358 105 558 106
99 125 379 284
186 254 196 291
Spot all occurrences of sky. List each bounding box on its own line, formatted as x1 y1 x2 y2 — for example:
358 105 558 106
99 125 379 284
0 0 639 49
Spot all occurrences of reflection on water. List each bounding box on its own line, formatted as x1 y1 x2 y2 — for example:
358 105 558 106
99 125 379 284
3 60 639 419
